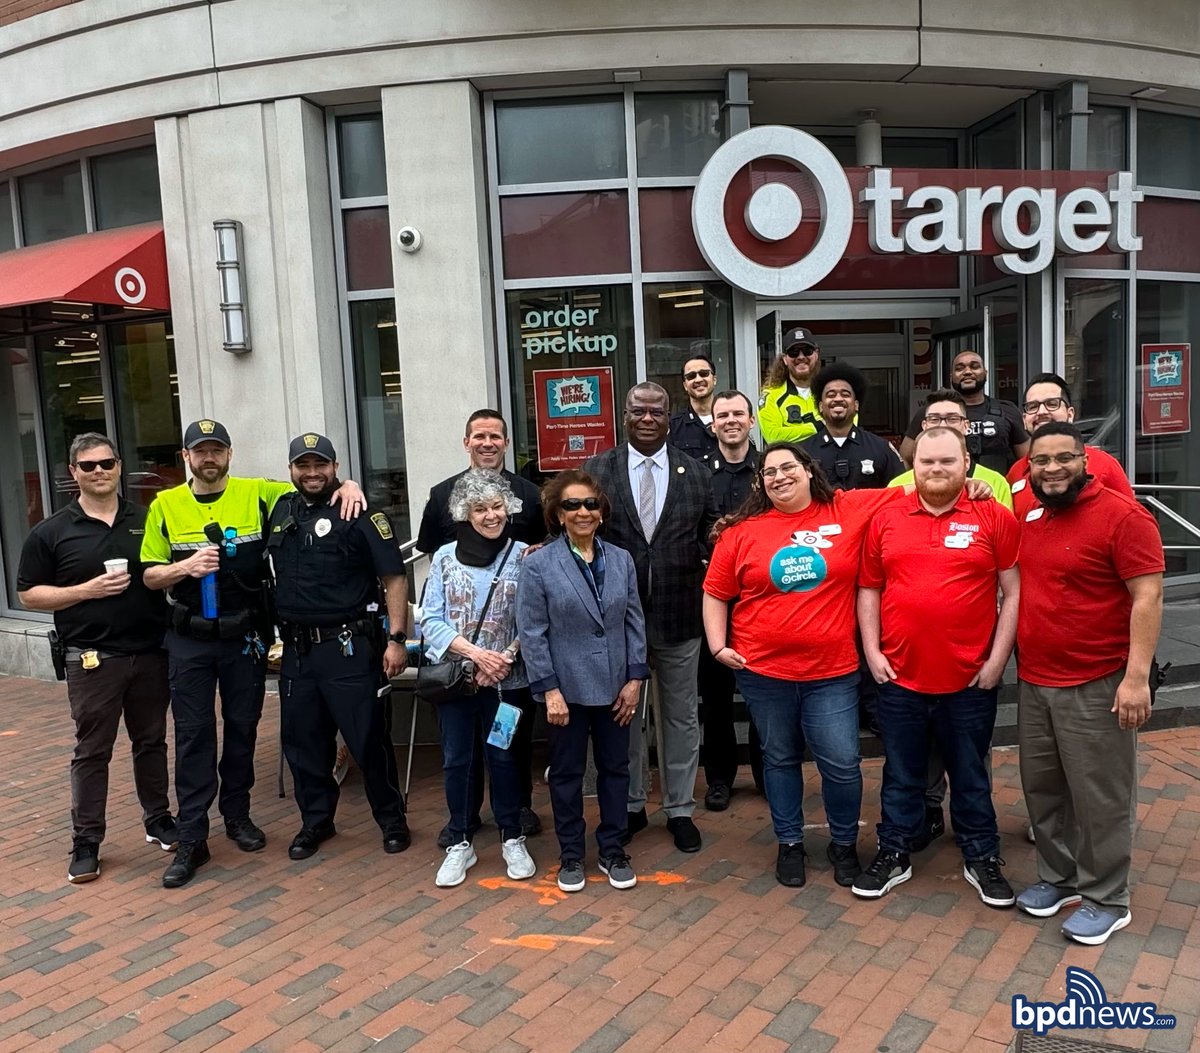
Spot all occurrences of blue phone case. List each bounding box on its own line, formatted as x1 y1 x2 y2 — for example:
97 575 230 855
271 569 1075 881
487 701 522 750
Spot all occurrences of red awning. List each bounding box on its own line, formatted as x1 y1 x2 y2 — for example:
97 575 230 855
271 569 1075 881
0 222 170 312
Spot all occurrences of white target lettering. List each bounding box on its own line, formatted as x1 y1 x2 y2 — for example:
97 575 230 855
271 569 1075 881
692 126 853 298
114 267 147 305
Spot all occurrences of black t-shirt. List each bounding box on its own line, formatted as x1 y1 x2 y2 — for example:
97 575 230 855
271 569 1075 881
16 499 168 653
269 495 405 625
416 469 545 554
709 448 759 516
904 396 1029 474
801 427 904 490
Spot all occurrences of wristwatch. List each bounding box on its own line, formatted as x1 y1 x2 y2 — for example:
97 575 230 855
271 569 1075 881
388 631 407 646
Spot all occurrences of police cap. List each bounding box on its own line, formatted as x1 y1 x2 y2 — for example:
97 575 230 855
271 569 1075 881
288 432 337 463
183 419 232 449
782 326 819 352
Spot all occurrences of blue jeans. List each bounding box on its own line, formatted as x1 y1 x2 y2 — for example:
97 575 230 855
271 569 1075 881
438 688 522 842
875 681 999 860
735 668 862 844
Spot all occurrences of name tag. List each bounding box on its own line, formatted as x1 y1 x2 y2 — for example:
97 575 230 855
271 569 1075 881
944 533 974 549
1025 507 1045 522
1012 479 1027 493
817 524 842 536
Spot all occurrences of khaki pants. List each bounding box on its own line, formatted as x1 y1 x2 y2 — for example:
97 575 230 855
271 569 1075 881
1017 671 1137 909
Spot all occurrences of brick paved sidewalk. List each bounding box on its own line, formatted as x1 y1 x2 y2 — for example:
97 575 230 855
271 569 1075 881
1 674 1197 1053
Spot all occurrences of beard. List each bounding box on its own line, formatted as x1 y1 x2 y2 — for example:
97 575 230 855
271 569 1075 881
300 476 339 503
916 475 965 503
1031 472 1088 510
193 461 230 483
951 376 980 395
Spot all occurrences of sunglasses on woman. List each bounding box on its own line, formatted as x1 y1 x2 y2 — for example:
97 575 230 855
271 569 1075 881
560 497 602 511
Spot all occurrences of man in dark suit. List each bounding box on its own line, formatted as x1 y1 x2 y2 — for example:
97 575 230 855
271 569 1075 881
584 382 717 853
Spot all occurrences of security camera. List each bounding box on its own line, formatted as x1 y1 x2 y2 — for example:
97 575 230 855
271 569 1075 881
397 226 423 253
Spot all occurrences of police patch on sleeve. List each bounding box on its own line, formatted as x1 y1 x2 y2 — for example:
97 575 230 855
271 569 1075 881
370 512 393 539
758 391 768 408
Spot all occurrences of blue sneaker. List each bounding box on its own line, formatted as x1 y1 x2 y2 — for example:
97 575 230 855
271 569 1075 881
1061 903 1131 945
1017 882 1082 918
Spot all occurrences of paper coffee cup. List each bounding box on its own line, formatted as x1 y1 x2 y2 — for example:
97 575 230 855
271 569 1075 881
104 558 129 575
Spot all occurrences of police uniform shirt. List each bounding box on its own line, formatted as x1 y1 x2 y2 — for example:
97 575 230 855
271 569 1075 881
270 496 404 626
758 378 821 444
709 448 759 516
903 397 1029 475
416 469 544 554
17 498 167 653
801 426 904 491
668 409 719 467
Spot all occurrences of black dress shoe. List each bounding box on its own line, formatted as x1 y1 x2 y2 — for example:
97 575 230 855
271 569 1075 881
225 816 266 852
288 822 336 861
383 823 411 854
666 816 702 853
618 807 648 847
162 841 211 888
704 784 732 811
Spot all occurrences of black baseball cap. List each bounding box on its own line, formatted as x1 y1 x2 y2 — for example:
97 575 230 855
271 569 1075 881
288 432 337 463
782 326 819 352
182 419 231 449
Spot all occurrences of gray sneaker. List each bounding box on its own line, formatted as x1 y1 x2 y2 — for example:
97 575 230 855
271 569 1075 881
1061 903 1131 945
598 853 637 890
1016 881 1082 918
557 860 586 893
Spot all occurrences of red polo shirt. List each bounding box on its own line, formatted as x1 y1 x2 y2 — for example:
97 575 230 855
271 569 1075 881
1017 481 1164 687
859 490 1019 694
1007 445 1133 519
704 488 901 681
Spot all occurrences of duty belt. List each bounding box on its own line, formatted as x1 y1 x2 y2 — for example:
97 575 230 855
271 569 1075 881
284 617 376 647
169 603 254 641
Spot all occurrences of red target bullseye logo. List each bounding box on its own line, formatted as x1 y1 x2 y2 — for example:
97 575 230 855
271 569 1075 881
114 267 147 305
692 126 853 297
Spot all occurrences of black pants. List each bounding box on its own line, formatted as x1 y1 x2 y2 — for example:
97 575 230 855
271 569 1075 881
699 645 763 790
66 652 172 844
462 685 536 821
280 637 405 833
546 703 630 863
166 629 265 843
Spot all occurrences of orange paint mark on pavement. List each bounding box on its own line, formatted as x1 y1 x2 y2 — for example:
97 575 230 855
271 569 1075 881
478 868 686 905
490 934 615 951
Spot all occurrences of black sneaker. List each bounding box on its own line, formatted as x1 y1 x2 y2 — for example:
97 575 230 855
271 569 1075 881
851 848 912 899
910 806 945 852
67 841 100 884
964 856 1015 908
519 808 543 838
826 841 862 887
618 808 648 847
162 840 211 889
224 816 266 852
438 817 482 850
145 815 179 852
776 843 806 887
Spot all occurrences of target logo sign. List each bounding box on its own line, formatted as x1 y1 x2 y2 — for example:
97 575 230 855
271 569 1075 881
114 267 148 305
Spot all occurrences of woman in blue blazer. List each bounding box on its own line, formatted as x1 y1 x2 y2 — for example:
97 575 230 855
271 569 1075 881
517 469 649 894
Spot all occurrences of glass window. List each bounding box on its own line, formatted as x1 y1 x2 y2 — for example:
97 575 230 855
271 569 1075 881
635 94 722 178
495 97 626 185
1135 280 1200 577
0 337 45 609
343 207 394 290
35 329 108 510
975 288 1021 405
973 113 1020 169
1087 105 1127 170
643 282 734 412
1137 110 1200 191
500 192 631 279
506 285 635 479
337 115 387 199
91 147 162 229
351 299 410 539
815 135 957 168
19 163 87 245
109 319 184 508
1063 277 1127 465
0 180 14 252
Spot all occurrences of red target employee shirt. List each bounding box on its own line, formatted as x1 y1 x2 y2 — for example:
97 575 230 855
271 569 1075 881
859 490 1019 694
1007 445 1133 519
1017 481 1164 687
704 488 901 681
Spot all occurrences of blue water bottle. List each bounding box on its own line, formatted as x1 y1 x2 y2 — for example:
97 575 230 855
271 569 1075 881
201 522 224 618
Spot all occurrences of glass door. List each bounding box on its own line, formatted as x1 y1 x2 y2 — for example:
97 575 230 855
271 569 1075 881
756 309 781 381
930 306 992 387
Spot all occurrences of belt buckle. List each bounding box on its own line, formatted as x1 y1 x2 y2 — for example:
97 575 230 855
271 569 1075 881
307 627 322 644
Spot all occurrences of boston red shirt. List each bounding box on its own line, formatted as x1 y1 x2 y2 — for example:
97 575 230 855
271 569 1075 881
859 490 1018 694
704 488 901 681
1007 445 1132 519
1017 481 1164 687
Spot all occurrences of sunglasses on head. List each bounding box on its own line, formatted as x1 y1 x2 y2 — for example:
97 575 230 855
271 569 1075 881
74 458 118 473
683 368 713 381
560 497 601 511
783 346 818 358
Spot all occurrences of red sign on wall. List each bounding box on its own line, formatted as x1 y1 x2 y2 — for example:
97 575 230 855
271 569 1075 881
533 367 617 470
1140 343 1191 436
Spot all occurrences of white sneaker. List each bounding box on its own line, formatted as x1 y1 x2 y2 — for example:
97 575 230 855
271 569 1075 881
502 836 536 880
435 841 477 887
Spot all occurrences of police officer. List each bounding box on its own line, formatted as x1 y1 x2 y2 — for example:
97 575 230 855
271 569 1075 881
667 354 720 466
801 363 904 490
759 327 823 444
142 418 365 888
269 433 411 860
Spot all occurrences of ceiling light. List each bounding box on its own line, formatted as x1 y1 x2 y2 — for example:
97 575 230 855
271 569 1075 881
1132 87 1167 99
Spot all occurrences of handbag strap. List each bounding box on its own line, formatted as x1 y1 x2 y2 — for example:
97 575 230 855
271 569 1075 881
466 540 515 645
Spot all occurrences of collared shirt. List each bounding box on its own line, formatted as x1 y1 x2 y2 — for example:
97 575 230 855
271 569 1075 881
801 426 904 490
568 534 607 609
709 448 759 516
668 409 719 466
627 443 669 523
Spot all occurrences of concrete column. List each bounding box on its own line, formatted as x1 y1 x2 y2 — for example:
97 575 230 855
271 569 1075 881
381 81 496 530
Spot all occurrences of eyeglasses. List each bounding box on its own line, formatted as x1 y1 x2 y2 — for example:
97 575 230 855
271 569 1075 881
1029 452 1086 467
683 369 713 382
783 347 818 358
924 413 967 426
760 461 804 479
73 458 118 473
1023 396 1069 413
560 497 601 511
627 406 666 419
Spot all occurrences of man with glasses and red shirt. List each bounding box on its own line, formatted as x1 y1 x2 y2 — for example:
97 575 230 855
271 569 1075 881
668 354 721 467
759 327 825 444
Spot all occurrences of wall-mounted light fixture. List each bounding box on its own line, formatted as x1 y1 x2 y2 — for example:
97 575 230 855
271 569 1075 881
213 220 251 353
856 110 883 168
